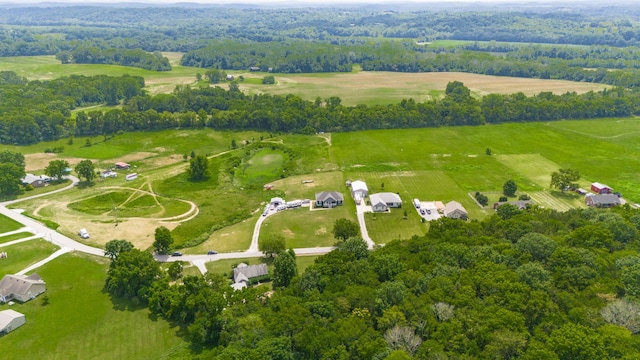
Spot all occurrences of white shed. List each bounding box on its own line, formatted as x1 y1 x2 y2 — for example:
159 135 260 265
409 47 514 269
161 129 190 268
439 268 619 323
351 180 369 199
0 309 26 334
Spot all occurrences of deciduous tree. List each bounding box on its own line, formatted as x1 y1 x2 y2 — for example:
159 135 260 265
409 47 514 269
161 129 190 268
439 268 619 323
332 218 359 241
188 154 209 181
104 239 133 260
259 234 286 258
503 179 517 197
75 159 95 182
550 168 580 192
153 226 174 254
105 248 162 302
44 159 70 183
273 249 297 288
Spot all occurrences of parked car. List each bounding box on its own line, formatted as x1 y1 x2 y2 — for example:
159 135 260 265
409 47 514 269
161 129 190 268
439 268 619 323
207 250 218 255
78 228 90 239
419 209 425 215
172 252 183 256
426 209 431 214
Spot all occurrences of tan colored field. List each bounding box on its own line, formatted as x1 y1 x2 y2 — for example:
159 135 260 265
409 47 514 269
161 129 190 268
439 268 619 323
238 71 611 106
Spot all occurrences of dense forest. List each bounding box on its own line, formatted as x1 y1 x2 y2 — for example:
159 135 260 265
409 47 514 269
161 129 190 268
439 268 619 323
1 72 634 144
105 205 640 359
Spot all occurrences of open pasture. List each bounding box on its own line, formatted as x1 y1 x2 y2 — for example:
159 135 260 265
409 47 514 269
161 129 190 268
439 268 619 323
0 253 190 360
0 55 201 95
239 71 610 106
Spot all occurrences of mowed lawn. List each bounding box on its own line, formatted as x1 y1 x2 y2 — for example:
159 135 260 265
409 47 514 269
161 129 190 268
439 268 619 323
0 232 36 245
259 205 355 248
365 210 428 244
0 253 190 360
0 214 23 233
0 239 59 276
190 212 258 253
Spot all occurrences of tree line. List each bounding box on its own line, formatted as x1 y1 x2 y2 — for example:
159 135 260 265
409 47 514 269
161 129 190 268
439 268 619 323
56 47 171 71
1 74 637 144
104 203 640 358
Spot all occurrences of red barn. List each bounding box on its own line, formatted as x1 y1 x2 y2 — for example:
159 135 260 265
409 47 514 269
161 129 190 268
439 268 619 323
591 182 612 194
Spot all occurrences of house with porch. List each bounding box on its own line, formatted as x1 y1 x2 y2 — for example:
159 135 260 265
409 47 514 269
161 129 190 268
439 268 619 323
0 273 46 303
585 194 620 208
444 201 468 220
315 191 344 208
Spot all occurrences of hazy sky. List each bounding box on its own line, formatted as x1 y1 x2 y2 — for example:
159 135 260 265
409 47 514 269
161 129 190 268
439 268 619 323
4 0 616 3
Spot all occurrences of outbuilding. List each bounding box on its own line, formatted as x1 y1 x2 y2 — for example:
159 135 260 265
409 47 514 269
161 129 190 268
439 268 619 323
591 182 612 194
0 309 25 334
351 180 369 202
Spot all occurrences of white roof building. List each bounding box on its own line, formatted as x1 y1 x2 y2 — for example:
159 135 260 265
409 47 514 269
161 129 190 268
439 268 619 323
0 309 26 334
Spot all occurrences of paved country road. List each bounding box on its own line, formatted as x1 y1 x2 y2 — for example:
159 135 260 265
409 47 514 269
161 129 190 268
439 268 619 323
1 175 337 275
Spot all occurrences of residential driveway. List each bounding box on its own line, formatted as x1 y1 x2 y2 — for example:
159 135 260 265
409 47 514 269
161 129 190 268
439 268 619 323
355 200 375 249
417 201 441 221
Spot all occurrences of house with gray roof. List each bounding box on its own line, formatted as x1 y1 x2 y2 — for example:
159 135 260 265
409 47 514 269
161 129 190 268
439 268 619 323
0 309 25 334
444 201 468 220
369 192 402 212
0 274 46 303
585 194 620 208
20 174 48 188
315 191 344 208
232 263 268 289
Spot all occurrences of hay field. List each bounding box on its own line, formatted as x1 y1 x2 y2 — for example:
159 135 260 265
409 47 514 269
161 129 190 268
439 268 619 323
239 71 611 106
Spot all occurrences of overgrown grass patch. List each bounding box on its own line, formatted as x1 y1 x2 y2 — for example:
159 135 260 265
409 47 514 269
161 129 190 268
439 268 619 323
189 213 258 254
0 239 58 276
0 253 190 359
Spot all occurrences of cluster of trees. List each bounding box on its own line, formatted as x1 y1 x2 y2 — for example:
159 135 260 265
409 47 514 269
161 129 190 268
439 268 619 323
181 41 353 73
105 204 640 358
2 71 638 145
2 5 640 59
0 150 25 196
56 47 171 71
0 72 144 144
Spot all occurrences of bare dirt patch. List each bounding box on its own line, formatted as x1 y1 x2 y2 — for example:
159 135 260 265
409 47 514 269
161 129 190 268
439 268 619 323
24 153 89 172
116 151 158 163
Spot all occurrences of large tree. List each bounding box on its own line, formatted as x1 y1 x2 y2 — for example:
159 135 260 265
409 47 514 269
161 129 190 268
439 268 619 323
188 154 209 181
104 239 134 260
0 150 26 196
153 226 174 254
75 159 96 182
503 179 517 197
332 218 359 241
550 168 580 192
259 233 286 258
105 248 162 302
44 159 70 183
273 249 297 288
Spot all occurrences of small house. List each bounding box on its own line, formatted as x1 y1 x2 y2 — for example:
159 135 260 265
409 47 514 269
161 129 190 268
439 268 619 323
351 180 369 202
585 194 620 208
0 309 25 334
115 162 130 170
233 263 268 289
315 191 344 208
21 174 47 188
374 192 403 208
226 74 235 81
444 201 468 220
591 182 612 194
0 274 46 303
369 194 389 212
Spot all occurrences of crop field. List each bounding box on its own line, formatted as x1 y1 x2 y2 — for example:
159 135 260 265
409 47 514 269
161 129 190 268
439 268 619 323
1 253 190 360
0 239 58 276
259 205 354 248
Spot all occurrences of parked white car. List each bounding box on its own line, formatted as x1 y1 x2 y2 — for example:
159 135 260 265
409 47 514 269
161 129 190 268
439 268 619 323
78 229 90 239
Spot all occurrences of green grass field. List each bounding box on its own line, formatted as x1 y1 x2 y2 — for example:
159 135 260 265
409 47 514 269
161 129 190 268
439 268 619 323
0 232 35 244
0 253 190 360
365 209 428 244
259 205 354 248
0 214 22 233
0 239 59 276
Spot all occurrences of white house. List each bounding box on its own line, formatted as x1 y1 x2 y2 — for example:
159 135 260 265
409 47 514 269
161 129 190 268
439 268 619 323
369 192 403 212
0 309 25 334
0 274 46 303
444 201 468 220
351 180 369 202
